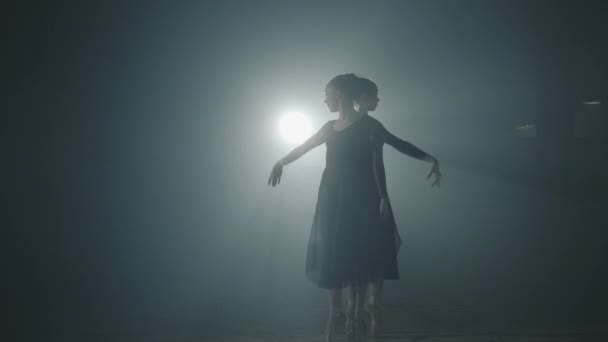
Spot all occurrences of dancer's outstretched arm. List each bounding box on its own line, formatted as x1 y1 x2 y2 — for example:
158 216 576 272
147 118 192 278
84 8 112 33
268 121 331 187
376 122 442 187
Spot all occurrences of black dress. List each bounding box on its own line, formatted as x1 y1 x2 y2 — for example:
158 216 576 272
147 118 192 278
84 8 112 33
305 115 426 289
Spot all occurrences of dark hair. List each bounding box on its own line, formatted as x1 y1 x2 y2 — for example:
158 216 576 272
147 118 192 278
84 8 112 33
326 73 360 101
327 74 377 101
357 77 378 96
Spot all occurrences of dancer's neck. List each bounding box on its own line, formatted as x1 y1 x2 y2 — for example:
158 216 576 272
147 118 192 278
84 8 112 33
339 109 364 122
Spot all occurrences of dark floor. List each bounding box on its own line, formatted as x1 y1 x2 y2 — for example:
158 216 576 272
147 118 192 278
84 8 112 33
14 299 607 342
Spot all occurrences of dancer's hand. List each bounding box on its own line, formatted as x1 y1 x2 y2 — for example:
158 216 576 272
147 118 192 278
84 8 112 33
379 198 390 220
268 161 283 187
426 157 442 187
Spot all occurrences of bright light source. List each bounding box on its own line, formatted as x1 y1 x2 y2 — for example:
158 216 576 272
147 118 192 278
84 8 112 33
278 111 312 144
583 101 601 105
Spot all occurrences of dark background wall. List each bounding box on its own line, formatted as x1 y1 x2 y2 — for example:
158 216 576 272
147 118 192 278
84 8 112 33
5 0 608 337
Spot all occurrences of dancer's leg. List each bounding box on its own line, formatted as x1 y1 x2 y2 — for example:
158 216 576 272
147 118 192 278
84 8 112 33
367 279 384 337
326 288 341 342
346 283 368 342
335 288 343 319
355 282 368 342
345 285 356 341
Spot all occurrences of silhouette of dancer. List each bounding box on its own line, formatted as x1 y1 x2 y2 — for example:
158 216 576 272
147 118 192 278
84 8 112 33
268 74 441 341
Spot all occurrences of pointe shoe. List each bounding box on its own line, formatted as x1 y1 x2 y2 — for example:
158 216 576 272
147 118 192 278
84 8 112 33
363 304 378 337
325 313 338 342
345 319 354 342
345 318 368 342
369 317 378 338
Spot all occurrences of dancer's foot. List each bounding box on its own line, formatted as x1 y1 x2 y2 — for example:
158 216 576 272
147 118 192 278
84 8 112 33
364 302 379 337
345 318 368 342
369 317 378 338
345 318 354 342
326 311 339 342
